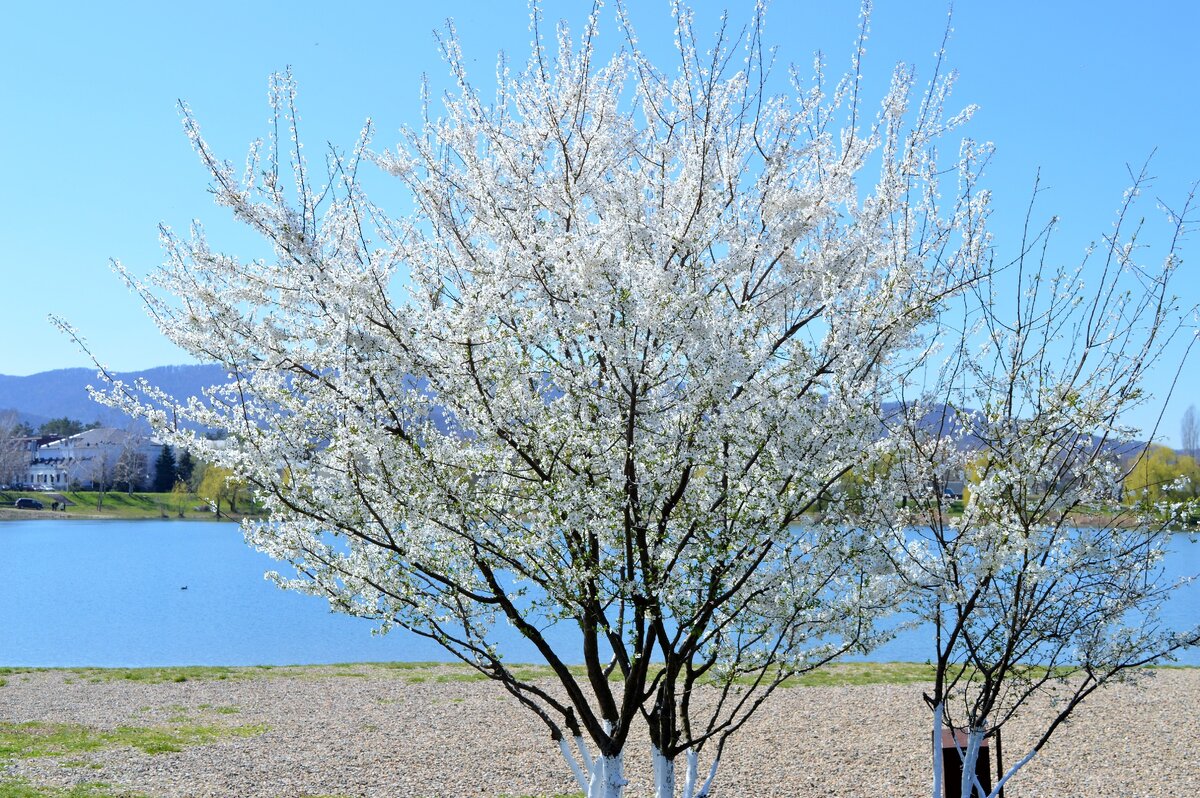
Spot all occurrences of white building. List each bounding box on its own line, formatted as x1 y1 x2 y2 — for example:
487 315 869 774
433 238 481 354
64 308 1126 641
0 435 49 487
23 428 169 491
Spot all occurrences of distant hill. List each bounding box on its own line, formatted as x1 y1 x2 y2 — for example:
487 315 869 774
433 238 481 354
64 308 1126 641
1 367 1153 458
0 364 226 427
880 401 1150 460
0 409 51 429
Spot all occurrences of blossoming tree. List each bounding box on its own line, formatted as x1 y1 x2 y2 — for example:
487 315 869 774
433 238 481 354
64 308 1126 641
866 168 1199 797
68 2 1186 796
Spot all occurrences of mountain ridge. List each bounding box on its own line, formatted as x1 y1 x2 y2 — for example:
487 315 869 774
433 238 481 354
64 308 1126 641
0 364 226 427
0 365 1153 458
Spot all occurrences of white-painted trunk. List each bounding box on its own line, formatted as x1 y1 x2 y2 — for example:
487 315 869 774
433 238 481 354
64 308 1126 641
682 749 699 798
559 738 589 793
986 747 1038 798
695 752 720 798
931 704 944 798
932 708 1038 798
575 735 595 773
586 753 627 798
652 745 675 798
958 729 983 798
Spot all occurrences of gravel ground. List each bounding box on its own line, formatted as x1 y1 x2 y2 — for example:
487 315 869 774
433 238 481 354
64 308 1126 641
1 665 1197 797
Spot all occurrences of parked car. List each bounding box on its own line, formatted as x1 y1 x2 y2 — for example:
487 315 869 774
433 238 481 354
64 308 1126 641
14 498 44 510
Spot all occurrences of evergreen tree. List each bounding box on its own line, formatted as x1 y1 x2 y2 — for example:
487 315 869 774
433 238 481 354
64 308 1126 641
152 444 177 493
175 449 194 485
38 417 87 437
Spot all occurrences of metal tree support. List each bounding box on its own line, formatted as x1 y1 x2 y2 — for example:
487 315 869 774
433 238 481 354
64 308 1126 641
941 728 993 798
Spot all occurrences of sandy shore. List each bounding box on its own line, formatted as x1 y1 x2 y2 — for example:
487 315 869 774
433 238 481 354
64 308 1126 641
1 664 1197 797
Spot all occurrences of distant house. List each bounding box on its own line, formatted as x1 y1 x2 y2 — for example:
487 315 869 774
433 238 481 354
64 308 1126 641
1 434 60 487
943 480 965 500
932 467 967 501
21 428 170 491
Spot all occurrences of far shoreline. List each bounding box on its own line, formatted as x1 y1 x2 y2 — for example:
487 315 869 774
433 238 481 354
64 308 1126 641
0 509 245 522
3 507 1195 534
1 659 1194 675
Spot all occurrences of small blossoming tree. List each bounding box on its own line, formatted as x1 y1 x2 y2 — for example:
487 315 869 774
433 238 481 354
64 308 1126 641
867 169 1199 797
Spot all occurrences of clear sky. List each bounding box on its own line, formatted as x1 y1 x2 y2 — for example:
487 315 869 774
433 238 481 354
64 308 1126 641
1 1 1197 443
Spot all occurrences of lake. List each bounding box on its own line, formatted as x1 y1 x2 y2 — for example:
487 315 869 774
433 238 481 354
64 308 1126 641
1 519 1197 667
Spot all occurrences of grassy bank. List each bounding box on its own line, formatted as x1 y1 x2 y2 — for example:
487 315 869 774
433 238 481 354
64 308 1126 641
0 660 944 690
4 492 1191 530
7 659 1190 691
0 491 260 521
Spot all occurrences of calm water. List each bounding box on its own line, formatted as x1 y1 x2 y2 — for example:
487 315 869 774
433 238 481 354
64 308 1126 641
1 519 1197 667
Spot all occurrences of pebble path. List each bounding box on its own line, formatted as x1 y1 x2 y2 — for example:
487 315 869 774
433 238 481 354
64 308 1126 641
1 665 1196 797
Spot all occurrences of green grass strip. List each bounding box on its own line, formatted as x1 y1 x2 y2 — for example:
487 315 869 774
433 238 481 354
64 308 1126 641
1 660 1191 693
0 779 149 798
0 721 267 760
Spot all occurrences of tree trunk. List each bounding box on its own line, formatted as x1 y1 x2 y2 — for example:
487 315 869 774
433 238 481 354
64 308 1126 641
678 748 720 798
991 747 1038 798
558 738 588 792
932 707 1040 798
695 752 720 798
586 753 626 798
932 703 944 798
681 750 698 798
959 728 984 798
652 745 675 798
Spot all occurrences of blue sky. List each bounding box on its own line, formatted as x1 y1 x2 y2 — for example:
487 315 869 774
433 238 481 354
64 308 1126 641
1 1 1197 443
